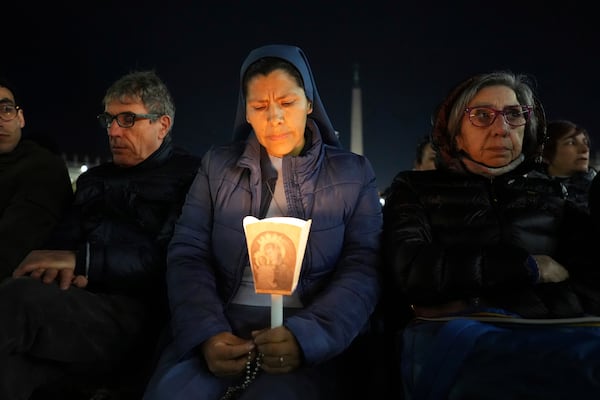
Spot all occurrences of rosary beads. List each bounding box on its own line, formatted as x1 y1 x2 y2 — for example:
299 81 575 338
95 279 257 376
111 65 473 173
219 351 263 400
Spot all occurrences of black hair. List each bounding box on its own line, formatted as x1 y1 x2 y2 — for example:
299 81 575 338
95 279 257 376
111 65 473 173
242 57 304 99
0 77 19 105
543 119 590 162
415 135 432 164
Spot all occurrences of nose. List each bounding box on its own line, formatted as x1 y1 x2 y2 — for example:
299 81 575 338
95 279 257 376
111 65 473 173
492 113 510 136
267 104 284 125
106 121 122 137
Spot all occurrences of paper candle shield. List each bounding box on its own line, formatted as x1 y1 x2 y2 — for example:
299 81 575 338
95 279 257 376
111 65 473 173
243 216 312 295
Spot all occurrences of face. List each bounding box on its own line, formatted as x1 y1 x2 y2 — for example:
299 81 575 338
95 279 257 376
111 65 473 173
245 69 313 158
547 131 590 177
104 97 170 167
456 85 526 167
415 143 436 171
264 243 283 265
0 86 25 154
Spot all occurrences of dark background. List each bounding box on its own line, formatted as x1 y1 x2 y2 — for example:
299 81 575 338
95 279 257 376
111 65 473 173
5 1 599 191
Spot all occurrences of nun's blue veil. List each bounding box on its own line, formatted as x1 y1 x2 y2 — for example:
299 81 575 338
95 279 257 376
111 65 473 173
232 44 341 148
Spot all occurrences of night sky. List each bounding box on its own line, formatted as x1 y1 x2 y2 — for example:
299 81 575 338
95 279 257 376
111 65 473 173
5 1 599 191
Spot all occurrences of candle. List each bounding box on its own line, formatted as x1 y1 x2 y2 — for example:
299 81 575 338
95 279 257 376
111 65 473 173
271 294 283 327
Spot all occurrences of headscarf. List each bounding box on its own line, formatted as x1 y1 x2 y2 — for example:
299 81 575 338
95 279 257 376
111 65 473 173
232 44 341 147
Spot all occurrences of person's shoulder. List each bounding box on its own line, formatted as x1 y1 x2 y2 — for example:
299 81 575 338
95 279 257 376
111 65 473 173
386 168 460 197
322 149 379 180
76 162 108 179
581 168 597 182
393 167 447 181
590 170 600 202
523 168 550 180
22 133 62 155
171 144 199 157
322 144 355 156
592 170 600 189
19 139 49 154
323 146 370 165
203 140 247 166
169 145 202 167
18 140 67 167
383 169 436 206
208 140 246 156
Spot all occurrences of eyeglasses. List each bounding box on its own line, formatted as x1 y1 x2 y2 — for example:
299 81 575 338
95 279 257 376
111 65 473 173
0 104 20 121
465 105 533 128
97 112 161 129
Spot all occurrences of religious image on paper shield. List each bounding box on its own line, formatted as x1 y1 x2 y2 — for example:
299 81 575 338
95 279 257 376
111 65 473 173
250 232 295 294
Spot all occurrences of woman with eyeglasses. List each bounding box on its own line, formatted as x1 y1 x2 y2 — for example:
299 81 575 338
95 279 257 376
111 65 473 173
382 71 600 399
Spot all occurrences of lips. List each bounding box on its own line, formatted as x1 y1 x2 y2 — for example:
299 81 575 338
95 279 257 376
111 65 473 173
487 146 510 152
267 133 291 141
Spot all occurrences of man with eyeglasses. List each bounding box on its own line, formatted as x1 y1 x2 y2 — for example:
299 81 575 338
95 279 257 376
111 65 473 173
0 70 201 399
0 79 73 281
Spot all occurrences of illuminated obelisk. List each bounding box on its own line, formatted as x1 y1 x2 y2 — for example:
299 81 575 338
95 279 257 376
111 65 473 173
350 63 363 155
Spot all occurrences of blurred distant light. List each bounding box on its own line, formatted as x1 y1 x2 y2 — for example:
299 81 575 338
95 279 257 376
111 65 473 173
80 165 88 173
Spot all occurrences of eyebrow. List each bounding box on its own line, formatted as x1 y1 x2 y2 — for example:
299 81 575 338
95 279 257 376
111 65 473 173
0 98 15 105
468 104 522 109
561 132 587 141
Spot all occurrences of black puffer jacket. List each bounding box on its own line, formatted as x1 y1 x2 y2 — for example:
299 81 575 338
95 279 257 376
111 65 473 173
47 136 201 304
592 173 600 231
383 161 600 318
526 167 597 210
0 140 73 279
383 76 599 319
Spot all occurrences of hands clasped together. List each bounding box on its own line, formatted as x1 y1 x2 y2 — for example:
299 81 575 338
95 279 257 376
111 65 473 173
13 250 88 289
202 326 302 378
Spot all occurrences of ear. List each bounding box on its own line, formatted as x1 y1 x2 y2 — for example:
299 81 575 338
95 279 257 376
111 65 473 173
307 101 313 114
455 134 464 151
18 109 25 128
157 114 171 139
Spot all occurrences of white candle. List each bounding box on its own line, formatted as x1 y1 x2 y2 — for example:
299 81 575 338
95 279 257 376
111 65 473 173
271 294 283 327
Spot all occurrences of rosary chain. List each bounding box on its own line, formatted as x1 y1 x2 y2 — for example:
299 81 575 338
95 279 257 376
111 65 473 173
219 352 263 400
